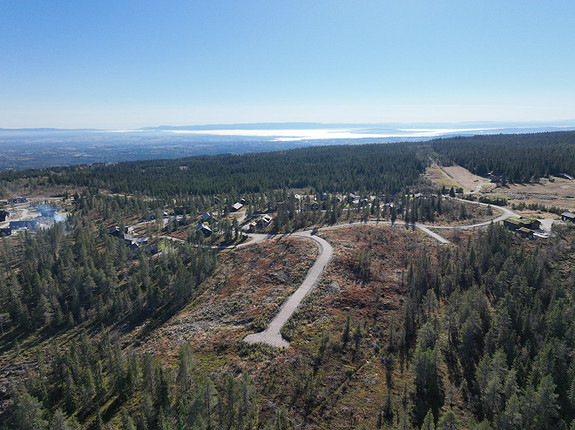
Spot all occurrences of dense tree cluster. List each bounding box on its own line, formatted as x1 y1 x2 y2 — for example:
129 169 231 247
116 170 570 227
1 143 427 197
431 131 575 183
393 224 575 428
0 217 216 338
5 338 260 430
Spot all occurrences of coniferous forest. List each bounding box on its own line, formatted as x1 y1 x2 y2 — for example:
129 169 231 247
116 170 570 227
0 132 575 429
431 132 575 183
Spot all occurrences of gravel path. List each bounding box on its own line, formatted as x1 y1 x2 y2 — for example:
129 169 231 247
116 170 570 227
242 199 518 347
243 232 333 347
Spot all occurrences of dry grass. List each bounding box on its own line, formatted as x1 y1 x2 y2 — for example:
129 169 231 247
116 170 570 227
496 176 575 212
425 164 462 190
441 166 494 193
134 236 318 363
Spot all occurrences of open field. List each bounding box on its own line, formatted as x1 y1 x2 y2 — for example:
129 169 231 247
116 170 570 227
425 164 462 190
426 163 496 193
496 176 575 211
428 162 575 215
440 165 494 193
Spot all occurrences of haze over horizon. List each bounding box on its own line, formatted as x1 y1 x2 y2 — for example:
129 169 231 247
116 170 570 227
2 1 575 129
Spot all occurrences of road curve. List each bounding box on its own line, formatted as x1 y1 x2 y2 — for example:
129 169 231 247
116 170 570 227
242 200 518 347
244 232 333 347
145 200 517 346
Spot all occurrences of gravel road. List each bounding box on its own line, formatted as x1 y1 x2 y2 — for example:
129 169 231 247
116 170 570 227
243 231 333 347
243 199 518 347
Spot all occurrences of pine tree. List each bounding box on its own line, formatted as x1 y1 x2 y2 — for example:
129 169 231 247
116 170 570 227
421 409 435 430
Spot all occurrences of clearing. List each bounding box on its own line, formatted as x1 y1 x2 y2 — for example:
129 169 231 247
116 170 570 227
440 165 494 193
496 176 575 211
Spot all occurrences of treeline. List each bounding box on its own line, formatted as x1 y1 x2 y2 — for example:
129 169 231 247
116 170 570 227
390 223 575 428
4 337 270 429
0 143 427 197
431 131 575 183
3 132 575 199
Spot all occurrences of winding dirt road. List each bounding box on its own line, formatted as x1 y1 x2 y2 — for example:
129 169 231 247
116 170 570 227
242 201 518 347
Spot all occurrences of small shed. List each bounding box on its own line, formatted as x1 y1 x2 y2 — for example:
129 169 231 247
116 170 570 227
201 212 212 223
562 212 575 223
0 210 9 222
231 202 243 212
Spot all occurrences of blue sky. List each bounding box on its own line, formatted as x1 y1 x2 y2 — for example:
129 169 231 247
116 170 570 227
2 1 575 128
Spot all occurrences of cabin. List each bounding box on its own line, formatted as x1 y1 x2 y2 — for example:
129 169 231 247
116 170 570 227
109 226 140 248
562 212 575 223
504 216 540 231
256 214 272 228
489 173 504 183
231 202 243 212
503 216 541 231
10 220 38 230
201 212 212 223
195 223 212 237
